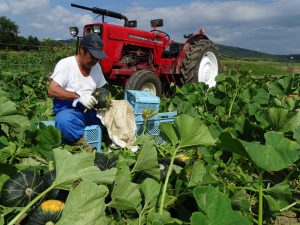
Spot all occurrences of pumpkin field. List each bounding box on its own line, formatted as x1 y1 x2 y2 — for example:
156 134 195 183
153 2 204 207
0 48 300 225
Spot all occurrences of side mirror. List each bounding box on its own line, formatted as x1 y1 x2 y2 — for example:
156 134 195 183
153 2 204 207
125 20 137 28
69 27 79 37
151 19 163 28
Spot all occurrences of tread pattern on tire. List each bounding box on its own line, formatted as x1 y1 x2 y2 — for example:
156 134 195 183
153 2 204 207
125 70 162 97
180 40 221 84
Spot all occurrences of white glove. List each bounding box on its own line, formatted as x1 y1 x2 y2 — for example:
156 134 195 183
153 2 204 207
73 94 98 110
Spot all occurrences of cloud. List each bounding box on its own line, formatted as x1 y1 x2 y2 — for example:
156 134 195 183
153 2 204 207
123 0 300 54
30 22 45 29
0 0 49 15
125 0 300 31
0 2 9 13
1 0 299 54
43 5 92 32
24 5 92 39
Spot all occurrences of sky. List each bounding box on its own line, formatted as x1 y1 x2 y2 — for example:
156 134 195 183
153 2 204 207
0 0 299 55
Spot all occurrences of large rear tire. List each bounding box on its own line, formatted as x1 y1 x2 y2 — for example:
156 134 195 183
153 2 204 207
125 70 162 97
181 40 221 87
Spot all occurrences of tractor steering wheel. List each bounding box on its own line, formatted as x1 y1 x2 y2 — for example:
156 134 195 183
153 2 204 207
150 30 170 41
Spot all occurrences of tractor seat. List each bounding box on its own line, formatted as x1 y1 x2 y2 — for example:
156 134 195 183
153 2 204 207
162 42 183 58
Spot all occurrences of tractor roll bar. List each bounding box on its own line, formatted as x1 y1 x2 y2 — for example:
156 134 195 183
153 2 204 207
71 3 128 23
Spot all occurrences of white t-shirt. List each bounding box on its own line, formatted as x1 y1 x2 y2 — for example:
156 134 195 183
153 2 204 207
51 56 106 95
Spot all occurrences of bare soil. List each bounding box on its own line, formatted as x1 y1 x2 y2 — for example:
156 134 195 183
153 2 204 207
284 66 300 73
274 211 300 225
292 66 300 73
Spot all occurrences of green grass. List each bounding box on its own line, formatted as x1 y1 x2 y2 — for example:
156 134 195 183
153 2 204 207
0 47 73 72
221 59 300 76
1 49 300 76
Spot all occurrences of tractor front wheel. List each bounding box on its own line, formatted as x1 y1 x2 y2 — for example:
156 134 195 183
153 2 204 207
181 40 220 87
125 70 162 97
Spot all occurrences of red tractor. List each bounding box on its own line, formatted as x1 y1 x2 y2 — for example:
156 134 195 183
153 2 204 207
69 3 221 96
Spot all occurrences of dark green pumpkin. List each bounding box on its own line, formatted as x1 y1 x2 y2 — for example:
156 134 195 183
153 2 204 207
43 170 59 200
1 170 45 207
92 87 112 109
43 170 68 202
158 159 170 179
158 158 185 179
26 199 64 225
94 152 118 171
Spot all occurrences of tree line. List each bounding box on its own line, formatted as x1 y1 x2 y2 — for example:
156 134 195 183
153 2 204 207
0 16 65 51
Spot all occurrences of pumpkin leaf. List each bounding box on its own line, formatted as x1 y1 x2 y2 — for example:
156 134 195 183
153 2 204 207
283 110 300 132
294 127 300 144
219 131 300 171
0 142 16 163
190 212 207 225
265 181 292 200
57 181 109 225
0 97 30 129
218 132 250 159
110 157 142 211
0 136 8 148
176 101 199 118
32 125 61 161
147 210 182 225
260 108 300 132
176 114 215 148
160 114 215 149
264 195 290 213
188 160 207 187
191 186 250 225
267 76 294 97
131 136 160 179
53 149 114 189
253 88 269 105
231 190 251 212
140 178 160 208
263 108 290 130
159 123 179 146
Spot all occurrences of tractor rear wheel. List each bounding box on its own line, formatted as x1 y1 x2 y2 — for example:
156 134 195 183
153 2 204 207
125 70 162 97
181 40 220 87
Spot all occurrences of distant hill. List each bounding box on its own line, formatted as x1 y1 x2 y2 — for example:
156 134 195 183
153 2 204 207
58 39 300 62
217 44 300 62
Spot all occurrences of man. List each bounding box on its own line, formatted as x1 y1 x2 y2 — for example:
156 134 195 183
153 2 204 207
48 33 107 151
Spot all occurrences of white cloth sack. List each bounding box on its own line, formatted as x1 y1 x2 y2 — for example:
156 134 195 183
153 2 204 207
97 100 136 148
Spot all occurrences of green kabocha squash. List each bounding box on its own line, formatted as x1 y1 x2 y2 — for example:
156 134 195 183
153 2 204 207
158 159 170 179
43 170 68 201
94 152 109 170
26 200 64 225
1 170 45 207
94 152 118 171
92 87 112 109
43 170 57 200
158 158 186 179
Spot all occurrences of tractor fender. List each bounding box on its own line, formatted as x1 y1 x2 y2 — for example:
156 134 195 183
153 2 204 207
175 33 209 74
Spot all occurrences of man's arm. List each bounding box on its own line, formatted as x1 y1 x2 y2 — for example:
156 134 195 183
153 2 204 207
48 79 78 100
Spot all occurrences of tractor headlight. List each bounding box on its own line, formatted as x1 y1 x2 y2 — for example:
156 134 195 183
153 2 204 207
93 26 101 34
69 27 79 37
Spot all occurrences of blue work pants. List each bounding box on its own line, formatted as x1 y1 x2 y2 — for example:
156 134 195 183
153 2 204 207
55 108 100 144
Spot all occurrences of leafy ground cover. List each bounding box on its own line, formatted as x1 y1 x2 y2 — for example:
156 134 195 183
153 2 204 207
0 50 300 225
